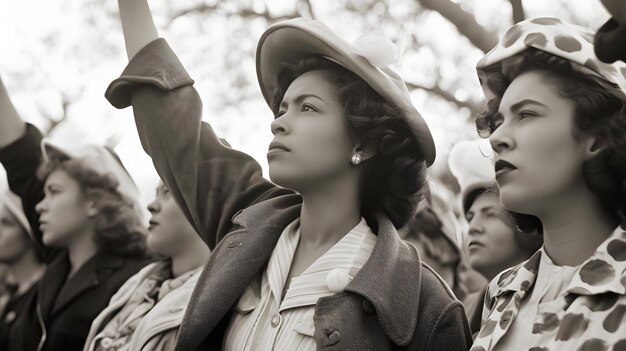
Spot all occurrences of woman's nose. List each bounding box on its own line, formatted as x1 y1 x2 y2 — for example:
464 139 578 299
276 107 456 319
35 198 47 214
489 123 515 154
147 199 159 213
270 113 290 136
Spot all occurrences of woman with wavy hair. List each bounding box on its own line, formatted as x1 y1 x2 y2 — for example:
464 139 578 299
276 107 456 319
470 17 626 351
103 0 472 350
0 76 149 351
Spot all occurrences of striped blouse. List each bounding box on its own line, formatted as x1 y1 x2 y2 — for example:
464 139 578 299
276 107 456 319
223 217 377 350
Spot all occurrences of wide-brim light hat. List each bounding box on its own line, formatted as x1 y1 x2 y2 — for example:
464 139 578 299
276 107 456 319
256 17 436 166
40 140 140 207
447 139 496 214
476 17 626 103
0 190 33 239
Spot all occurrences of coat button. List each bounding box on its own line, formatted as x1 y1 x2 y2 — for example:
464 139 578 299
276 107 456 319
271 314 282 328
362 299 375 314
100 337 113 349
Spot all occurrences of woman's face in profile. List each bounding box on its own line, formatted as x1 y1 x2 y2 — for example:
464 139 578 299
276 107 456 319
488 70 594 215
268 69 356 192
146 182 197 257
36 169 93 248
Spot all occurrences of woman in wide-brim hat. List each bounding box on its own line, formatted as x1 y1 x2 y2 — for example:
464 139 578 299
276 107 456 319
106 1 472 350
470 17 626 351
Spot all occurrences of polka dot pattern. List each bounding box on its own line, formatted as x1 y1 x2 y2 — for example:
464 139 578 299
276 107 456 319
583 294 619 312
476 16 626 110
499 310 513 329
556 313 589 341
472 228 626 351
532 312 560 334
531 17 561 25
613 339 626 351
577 338 607 351
554 34 583 52
607 240 626 262
503 25 523 48
603 305 626 333
524 32 548 48
579 260 616 286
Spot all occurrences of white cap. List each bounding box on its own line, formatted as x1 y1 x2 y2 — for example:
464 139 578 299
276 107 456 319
40 139 140 207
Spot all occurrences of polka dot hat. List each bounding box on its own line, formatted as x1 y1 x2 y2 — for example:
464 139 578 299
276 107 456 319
476 17 626 103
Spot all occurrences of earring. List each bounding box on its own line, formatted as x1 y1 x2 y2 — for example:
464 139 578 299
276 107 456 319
351 154 362 165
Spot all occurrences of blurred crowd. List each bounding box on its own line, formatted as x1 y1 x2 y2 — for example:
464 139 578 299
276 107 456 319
0 0 625 350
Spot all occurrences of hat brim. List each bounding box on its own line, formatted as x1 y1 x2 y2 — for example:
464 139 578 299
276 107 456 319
462 180 497 214
256 18 436 166
41 139 74 162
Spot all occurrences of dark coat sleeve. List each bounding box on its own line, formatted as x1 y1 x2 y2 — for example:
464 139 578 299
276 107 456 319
105 38 292 250
595 17 626 63
0 123 59 263
426 301 472 351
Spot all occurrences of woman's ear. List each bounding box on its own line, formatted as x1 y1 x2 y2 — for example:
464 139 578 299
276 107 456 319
353 141 377 162
585 136 605 159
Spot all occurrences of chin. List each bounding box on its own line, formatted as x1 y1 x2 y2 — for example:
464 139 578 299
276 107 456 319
42 233 63 248
497 183 536 214
268 167 302 190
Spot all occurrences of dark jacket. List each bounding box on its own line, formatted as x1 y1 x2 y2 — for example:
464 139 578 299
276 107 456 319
106 38 472 351
595 17 626 64
0 125 149 351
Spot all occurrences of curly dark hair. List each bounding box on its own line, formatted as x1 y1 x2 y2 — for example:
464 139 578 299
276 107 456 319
37 156 147 257
475 48 626 233
272 56 428 228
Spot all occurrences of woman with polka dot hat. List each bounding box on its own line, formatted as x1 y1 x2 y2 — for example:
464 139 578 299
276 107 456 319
104 0 473 350
471 17 626 351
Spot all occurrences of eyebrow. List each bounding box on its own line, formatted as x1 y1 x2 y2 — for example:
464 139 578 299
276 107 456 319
466 205 498 218
509 99 548 112
279 93 325 109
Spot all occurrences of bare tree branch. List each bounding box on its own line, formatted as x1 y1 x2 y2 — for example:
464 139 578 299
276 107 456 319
166 3 297 26
416 0 498 53
42 94 72 136
406 81 482 114
509 0 526 23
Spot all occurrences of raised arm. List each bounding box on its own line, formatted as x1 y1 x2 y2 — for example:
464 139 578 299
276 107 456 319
117 0 159 60
0 76 26 148
0 76 57 262
109 1 291 249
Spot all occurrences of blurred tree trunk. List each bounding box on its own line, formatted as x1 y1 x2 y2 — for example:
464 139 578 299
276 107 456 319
509 0 526 23
417 0 499 53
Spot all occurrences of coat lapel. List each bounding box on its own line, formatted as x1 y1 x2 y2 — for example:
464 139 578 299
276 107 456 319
50 252 124 317
176 194 302 351
38 253 71 320
345 212 422 347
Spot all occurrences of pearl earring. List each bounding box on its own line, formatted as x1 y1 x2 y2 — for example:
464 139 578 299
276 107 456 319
351 154 362 165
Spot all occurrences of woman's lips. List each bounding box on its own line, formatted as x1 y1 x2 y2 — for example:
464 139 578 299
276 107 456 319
148 220 159 230
267 141 290 157
495 159 517 178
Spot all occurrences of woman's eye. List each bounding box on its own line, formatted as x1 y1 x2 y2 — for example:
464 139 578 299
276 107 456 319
519 110 536 119
47 188 59 195
485 210 499 218
301 103 316 112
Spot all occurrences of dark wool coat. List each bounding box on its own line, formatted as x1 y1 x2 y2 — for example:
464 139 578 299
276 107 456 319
106 38 472 351
0 125 149 351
